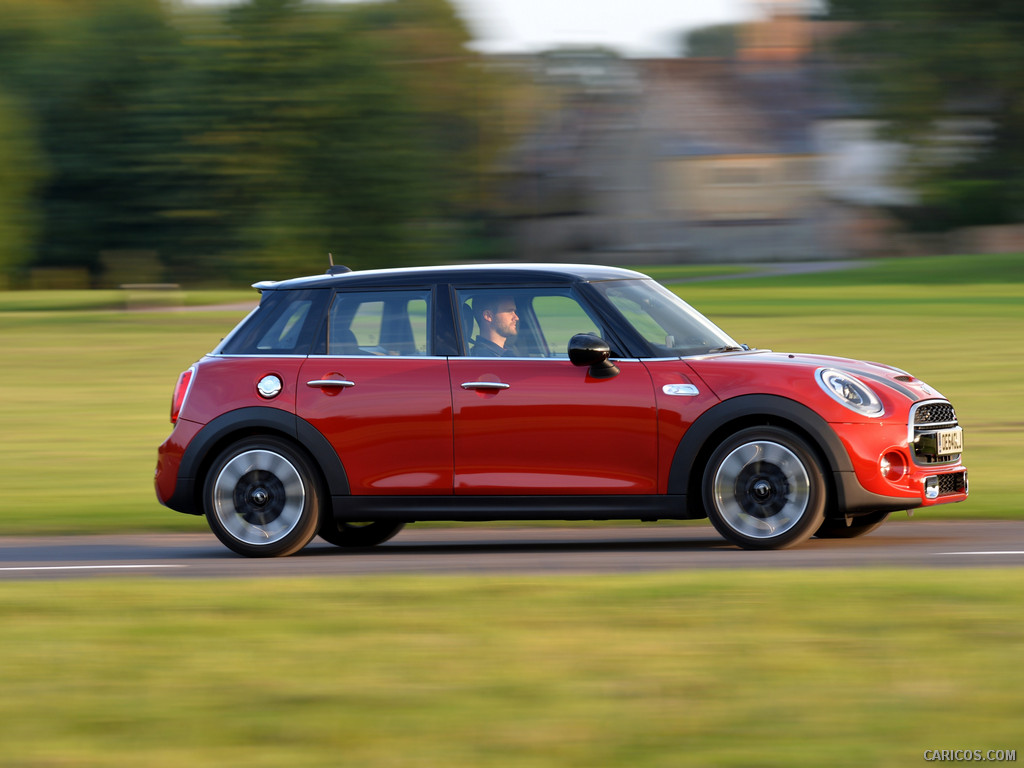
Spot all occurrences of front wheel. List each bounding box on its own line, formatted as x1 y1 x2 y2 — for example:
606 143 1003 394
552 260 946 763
318 520 406 548
203 437 323 557
702 426 827 550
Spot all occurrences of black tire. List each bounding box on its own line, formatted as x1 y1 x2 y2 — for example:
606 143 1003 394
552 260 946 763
318 520 407 548
815 511 890 539
702 426 827 550
203 436 322 557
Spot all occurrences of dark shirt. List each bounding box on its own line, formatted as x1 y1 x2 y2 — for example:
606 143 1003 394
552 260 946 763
470 336 516 357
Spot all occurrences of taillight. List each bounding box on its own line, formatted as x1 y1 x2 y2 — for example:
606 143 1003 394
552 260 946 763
170 367 195 424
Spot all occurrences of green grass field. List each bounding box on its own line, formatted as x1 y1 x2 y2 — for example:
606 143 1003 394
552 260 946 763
2 256 1022 767
0 253 1020 534
1 570 1022 767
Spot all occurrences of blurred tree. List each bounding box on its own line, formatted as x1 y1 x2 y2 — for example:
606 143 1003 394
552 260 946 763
827 0 1024 229
197 0 495 276
0 0 212 283
0 88 45 283
679 23 739 58
0 0 502 285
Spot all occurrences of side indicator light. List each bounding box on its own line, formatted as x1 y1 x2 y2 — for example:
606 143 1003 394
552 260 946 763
663 383 699 397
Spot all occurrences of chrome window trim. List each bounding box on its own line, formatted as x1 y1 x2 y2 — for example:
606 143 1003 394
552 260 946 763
208 353 311 359
307 354 449 361
449 356 639 363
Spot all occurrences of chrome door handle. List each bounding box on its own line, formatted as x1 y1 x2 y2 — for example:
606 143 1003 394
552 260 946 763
460 381 510 391
306 379 355 389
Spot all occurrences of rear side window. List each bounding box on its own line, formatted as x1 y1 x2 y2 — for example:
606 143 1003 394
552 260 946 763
216 289 328 355
328 289 432 356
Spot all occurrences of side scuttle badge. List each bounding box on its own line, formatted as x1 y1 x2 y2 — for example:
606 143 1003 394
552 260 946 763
663 383 699 397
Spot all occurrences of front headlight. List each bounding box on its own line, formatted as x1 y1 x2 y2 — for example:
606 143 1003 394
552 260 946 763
815 368 884 417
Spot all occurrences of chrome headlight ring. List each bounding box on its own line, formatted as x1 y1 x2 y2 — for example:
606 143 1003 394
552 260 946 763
815 368 884 418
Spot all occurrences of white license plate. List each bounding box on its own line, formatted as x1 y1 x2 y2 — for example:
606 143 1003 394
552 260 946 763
936 427 963 454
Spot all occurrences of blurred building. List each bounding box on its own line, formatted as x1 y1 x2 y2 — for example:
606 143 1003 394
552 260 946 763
489 3 972 263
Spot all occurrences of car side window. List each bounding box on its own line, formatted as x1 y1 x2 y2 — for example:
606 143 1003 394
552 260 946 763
216 289 328 356
456 287 603 358
530 295 603 356
256 300 312 351
328 290 431 356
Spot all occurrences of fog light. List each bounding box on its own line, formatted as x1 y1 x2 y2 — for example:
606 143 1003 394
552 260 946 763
880 451 907 481
924 476 939 500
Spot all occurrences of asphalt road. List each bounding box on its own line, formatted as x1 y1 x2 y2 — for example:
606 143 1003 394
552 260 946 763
0 520 1022 580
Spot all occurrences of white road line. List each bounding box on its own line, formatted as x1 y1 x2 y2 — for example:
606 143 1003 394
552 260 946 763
0 565 185 572
935 551 1024 556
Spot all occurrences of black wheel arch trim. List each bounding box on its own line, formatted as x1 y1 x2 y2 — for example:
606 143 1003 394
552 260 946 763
163 406 349 515
668 394 915 518
669 395 852 494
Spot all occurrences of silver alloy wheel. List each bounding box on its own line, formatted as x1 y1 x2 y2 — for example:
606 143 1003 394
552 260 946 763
211 449 306 546
710 440 811 540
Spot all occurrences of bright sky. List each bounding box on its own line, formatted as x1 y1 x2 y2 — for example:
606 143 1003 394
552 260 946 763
184 0 758 58
454 0 754 57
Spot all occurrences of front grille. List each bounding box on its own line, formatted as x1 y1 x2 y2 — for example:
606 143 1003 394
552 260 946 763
937 472 967 496
910 400 961 466
914 402 956 426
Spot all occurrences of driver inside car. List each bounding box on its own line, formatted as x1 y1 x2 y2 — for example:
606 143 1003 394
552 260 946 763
470 295 519 357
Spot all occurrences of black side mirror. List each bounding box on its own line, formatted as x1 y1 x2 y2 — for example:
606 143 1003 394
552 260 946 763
568 333 620 379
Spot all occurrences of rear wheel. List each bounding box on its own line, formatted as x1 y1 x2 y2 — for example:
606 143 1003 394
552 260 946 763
815 511 890 539
203 437 322 557
702 426 827 550
318 520 406 548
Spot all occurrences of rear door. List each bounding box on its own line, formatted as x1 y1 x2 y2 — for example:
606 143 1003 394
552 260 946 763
296 287 453 495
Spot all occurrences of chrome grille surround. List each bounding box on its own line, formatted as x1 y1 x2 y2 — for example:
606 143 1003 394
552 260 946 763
909 399 961 466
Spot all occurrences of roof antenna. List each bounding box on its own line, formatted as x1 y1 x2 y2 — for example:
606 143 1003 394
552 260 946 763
325 252 351 275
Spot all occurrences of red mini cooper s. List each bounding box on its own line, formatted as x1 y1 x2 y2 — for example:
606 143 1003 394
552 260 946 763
155 264 967 557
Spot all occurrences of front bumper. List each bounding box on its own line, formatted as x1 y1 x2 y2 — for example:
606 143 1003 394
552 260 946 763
831 419 968 513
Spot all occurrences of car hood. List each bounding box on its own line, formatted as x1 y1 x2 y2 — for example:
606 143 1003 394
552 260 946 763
685 350 948 404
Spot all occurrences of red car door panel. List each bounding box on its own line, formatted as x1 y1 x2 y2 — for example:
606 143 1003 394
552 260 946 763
297 357 453 494
450 359 657 493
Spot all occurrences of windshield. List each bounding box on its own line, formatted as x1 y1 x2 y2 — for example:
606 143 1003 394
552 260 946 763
592 279 742 357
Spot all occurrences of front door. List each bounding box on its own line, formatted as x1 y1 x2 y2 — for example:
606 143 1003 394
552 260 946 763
450 287 658 494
